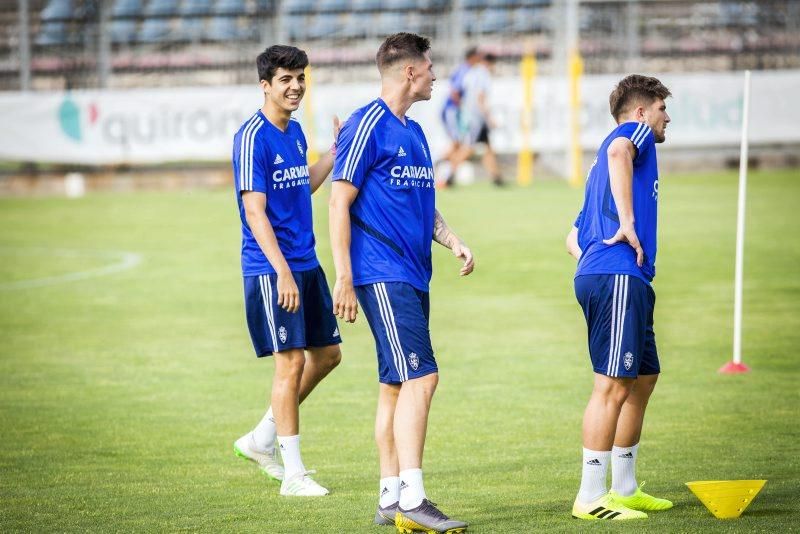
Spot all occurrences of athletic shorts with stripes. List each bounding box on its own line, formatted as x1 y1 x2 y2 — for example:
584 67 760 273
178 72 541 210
355 281 437 384
243 266 341 357
574 274 660 378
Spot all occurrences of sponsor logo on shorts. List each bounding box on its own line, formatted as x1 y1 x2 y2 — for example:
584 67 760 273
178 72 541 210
333 327 339 338
279 326 287 343
408 352 419 371
624 351 634 370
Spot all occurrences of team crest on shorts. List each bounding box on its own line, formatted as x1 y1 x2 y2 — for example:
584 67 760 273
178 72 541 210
624 352 634 370
408 352 419 371
279 326 288 344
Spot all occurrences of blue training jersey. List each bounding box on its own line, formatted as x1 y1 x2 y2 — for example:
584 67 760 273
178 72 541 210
232 111 318 276
332 98 435 292
443 62 470 111
575 121 660 283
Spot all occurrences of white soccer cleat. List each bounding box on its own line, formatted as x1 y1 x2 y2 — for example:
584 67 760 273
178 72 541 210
233 432 284 482
279 470 330 497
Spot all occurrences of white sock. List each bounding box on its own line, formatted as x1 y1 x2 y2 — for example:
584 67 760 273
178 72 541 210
611 443 639 496
277 435 306 480
379 476 400 508
399 468 426 510
252 406 277 451
577 448 611 504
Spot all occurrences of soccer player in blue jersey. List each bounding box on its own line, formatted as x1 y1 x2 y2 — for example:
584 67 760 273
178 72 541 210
231 45 342 497
436 47 481 186
329 33 474 532
568 75 674 520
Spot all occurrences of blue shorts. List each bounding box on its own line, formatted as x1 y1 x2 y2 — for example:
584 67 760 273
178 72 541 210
441 106 460 142
574 274 660 378
356 282 437 384
244 266 341 357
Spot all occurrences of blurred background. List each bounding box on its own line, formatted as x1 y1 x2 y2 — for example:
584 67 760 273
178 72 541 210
0 0 798 192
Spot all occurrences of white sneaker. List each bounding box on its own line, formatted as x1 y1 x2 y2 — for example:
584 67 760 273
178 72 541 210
280 470 330 497
233 432 284 482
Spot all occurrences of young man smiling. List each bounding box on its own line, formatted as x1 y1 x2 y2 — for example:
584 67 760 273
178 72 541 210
231 45 342 497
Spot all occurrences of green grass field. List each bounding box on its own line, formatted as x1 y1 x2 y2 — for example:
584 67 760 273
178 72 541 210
1 169 798 532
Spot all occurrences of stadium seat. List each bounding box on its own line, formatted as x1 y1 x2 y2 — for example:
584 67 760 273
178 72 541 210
284 0 315 14
138 18 172 42
352 0 382 11
305 13 340 40
317 0 348 13
340 12 371 38
384 0 418 10
110 19 138 43
375 12 405 36
511 6 549 32
462 0 488 9
476 8 508 33
180 0 212 16
144 0 178 16
207 16 250 40
176 17 205 41
284 15 307 40
40 0 73 21
112 0 142 17
35 21 69 45
214 0 247 15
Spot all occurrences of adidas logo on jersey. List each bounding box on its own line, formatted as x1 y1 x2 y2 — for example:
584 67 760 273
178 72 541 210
397 146 407 157
274 153 284 165
296 140 304 155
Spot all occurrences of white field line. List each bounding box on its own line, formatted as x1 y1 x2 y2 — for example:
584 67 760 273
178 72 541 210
0 249 143 290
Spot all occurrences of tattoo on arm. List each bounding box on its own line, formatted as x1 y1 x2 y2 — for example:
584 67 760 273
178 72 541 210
433 210 459 249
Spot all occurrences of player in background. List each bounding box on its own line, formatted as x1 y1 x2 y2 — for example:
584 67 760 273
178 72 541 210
568 75 674 520
231 45 342 497
442 53 503 187
435 47 481 186
329 33 474 533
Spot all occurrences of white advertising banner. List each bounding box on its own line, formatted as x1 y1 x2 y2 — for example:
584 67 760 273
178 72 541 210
0 70 796 165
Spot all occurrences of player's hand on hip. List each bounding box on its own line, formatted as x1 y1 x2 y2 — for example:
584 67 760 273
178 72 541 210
603 226 644 267
453 241 475 276
333 279 358 323
276 272 300 313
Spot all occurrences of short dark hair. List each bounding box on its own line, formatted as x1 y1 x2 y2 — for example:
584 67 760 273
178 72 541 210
609 74 671 121
257 45 308 83
465 46 479 59
483 52 497 63
376 32 431 72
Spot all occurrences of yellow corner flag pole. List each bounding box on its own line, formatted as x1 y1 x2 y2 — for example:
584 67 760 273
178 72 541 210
568 48 583 188
516 49 536 186
304 65 319 165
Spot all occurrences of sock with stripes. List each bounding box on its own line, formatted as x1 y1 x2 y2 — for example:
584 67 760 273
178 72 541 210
577 448 611 504
611 443 639 496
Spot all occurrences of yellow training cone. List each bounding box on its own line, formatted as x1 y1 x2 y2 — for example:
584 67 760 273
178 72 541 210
686 480 766 519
